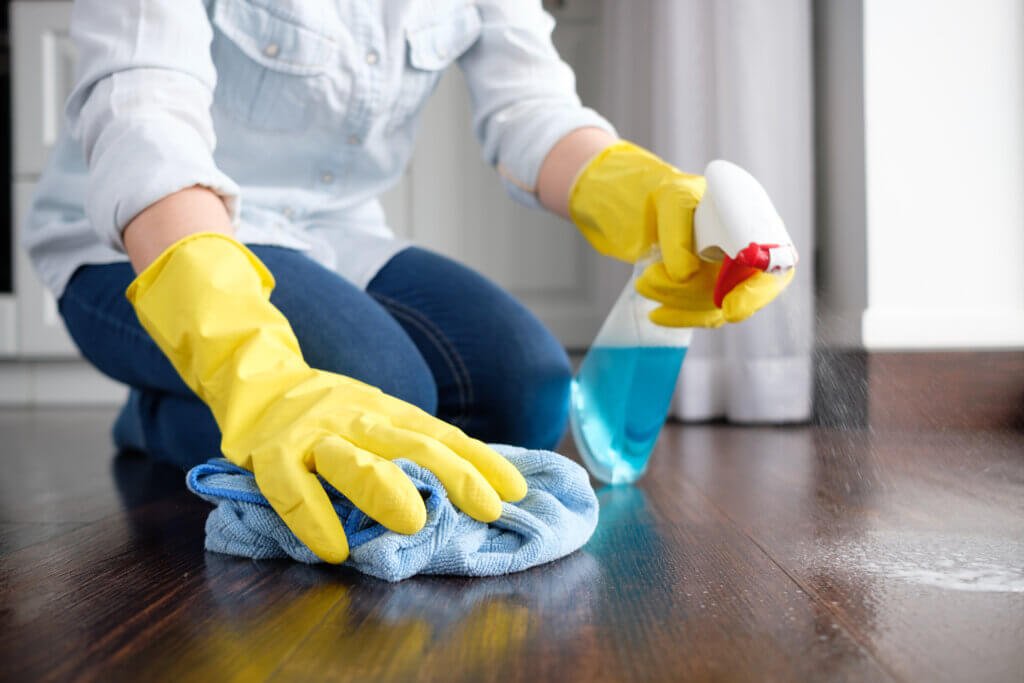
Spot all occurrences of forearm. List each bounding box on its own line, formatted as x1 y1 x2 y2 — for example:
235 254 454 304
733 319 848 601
122 186 234 273
536 127 618 219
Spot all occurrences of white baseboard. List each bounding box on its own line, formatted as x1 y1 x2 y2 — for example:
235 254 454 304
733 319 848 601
0 360 128 406
863 308 1024 350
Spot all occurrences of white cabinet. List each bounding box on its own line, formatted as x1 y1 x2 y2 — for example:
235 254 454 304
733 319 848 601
9 1 78 357
11 1 75 176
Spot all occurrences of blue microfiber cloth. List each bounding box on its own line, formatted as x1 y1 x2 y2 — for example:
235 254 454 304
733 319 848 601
186 445 599 582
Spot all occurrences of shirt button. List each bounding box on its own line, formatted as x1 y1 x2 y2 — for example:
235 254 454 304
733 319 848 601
320 171 335 184
263 43 280 58
365 50 380 65
282 206 295 219
347 134 361 146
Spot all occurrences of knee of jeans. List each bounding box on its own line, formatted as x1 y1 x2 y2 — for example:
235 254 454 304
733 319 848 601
497 332 572 451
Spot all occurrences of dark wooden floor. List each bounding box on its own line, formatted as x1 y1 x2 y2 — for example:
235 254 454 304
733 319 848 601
1 407 1022 682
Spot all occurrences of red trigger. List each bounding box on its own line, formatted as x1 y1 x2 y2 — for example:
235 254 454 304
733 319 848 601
712 243 775 308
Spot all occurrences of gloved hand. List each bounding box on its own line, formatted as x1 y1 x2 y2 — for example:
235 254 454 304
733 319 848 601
126 233 527 563
568 140 793 327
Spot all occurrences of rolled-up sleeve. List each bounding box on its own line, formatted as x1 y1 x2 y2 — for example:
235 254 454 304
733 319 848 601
66 0 240 251
457 1 616 208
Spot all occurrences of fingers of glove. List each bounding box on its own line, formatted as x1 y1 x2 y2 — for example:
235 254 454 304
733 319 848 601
253 456 350 564
635 261 719 311
312 435 427 535
721 268 795 323
384 403 528 503
652 177 706 282
433 429 528 503
352 420 504 523
648 304 725 329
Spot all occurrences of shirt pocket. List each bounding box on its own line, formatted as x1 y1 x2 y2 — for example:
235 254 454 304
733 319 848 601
210 0 345 133
387 3 483 133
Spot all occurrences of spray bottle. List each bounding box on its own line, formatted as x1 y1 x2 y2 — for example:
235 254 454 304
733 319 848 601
569 160 798 484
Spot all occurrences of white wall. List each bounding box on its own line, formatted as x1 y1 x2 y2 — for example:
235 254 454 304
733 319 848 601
860 0 1024 348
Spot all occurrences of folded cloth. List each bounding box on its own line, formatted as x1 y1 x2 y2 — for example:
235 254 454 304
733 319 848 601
186 445 599 582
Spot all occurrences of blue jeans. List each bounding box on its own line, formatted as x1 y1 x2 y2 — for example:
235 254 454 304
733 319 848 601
58 246 572 469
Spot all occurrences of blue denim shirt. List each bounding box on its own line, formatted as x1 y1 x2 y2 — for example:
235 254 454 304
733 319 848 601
25 0 614 296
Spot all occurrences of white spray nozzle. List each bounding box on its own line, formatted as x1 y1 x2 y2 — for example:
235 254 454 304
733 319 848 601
694 160 796 271
765 244 798 273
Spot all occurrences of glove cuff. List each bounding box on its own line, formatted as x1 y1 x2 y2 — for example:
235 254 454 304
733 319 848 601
126 232 275 305
126 232 309 448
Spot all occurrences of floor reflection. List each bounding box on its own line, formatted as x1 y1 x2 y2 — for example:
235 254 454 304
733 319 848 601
174 546 602 681
294 552 600 681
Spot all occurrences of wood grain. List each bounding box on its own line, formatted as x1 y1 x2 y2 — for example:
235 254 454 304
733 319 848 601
814 350 1024 430
661 426 1024 682
1 407 1022 682
868 351 1024 430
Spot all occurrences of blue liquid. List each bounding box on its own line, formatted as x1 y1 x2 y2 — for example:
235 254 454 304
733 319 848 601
569 346 687 484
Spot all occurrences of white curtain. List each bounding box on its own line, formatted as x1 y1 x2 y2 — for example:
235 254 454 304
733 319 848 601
600 0 815 423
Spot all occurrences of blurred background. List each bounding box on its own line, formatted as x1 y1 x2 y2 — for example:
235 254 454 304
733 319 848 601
0 0 1021 423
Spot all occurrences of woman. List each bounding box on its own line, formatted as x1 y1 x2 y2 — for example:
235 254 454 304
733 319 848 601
25 0 789 563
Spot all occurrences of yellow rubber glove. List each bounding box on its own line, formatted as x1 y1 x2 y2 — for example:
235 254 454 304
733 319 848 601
568 140 794 327
126 233 528 563
637 259 794 327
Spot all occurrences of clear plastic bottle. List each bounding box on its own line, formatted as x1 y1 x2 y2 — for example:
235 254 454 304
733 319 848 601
570 160 798 485
569 251 692 485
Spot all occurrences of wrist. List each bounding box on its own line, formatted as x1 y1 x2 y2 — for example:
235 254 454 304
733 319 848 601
123 186 234 273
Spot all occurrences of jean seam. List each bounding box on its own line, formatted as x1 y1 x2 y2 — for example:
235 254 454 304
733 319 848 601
371 293 473 426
